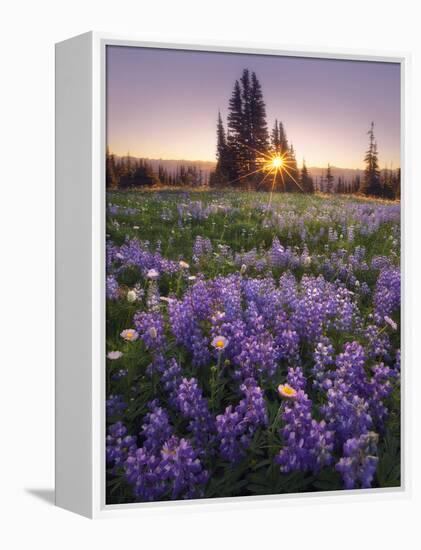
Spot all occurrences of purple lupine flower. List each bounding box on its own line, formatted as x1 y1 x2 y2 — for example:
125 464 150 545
289 276 356 342
106 274 120 300
320 342 373 444
286 366 307 391
276 388 334 474
133 310 167 351
336 432 379 489
192 235 213 263
106 421 137 470
172 377 215 451
368 362 397 426
320 340 397 473
371 256 391 271
276 329 301 364
168 283 212 367
112 238 179 278
216 378 268 463
111 368 128 381
106 394 127 417
364 324 391 361
124 446 167 502
161 358 183 394
160 436 209 499
140 400 173 453
312 337 335 391
395 349 401 371
124 436 208 502
374 267 400 323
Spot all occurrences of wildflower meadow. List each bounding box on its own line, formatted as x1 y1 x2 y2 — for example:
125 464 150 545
105 190 400 504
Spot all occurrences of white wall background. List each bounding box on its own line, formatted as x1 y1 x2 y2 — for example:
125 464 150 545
1 0 420 548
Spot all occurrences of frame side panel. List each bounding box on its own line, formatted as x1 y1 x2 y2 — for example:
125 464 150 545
55 32 93 518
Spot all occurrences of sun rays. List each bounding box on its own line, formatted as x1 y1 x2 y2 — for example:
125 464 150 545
225 144 304 205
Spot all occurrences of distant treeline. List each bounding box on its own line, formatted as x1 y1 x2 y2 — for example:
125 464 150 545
313 162 400 199
210 69 400 199
106 153 207 189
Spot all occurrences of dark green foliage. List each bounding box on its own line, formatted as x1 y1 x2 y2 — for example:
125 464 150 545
300 160 314 194
360 122 382 197
210 112 233 187
106 189 401 502
212 69 272 189
284 144 300 192
325 164 334 193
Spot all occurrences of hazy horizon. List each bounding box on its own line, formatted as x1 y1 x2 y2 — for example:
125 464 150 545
106 46 401 170
108 153 399 172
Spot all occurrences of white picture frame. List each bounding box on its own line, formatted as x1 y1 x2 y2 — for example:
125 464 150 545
55 31 410 518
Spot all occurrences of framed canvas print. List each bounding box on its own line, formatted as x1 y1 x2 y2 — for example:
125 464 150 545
55 32 408 518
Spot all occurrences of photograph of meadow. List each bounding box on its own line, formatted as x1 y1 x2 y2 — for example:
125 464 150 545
105 46 401 504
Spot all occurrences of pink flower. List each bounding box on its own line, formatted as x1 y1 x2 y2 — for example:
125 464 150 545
211 335 229 351
107 350 123 360
147 269 159 280
384 316 397 331
278 384 298 400
120 329 139 342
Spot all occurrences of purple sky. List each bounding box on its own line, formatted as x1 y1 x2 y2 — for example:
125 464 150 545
106 46 400 169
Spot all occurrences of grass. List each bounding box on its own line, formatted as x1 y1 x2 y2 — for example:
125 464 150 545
106 188 400 503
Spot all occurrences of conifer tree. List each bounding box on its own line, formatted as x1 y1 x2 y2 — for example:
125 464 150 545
319 172 325 193
106 147 118 189
210 111 232 186
271 120 280 152
284 143 299 192
278 121 288 154
382 167 395 199
325 163 334 193
250 71 269 158
240 69 252 172
225 69 270 187
360 122 381 196
394 168 401 199
300 160 314 193
227 80 244 181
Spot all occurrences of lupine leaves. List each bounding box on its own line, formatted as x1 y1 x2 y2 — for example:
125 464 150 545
105 189 400 504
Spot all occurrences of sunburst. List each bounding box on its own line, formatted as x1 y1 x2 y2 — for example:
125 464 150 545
226 143 304 204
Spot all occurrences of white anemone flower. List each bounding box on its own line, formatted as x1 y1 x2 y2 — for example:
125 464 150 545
107 351 123 360
211 335 229 351
120 329 139 342
384 316 397 331
147 268 159 280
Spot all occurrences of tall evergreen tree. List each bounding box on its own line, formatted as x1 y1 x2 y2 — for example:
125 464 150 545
284 143 299 192
106 147 118 189
354 174 361 194
271 119 280 152
278 121 288 153
270 120 289 155
382 166 395 199
360 122 381 196
227 80 245 181
250 71 269 159
319 172 325 193
300 160 314 193
392 168 401 203
325 164 334 193
210 111 232 186
225 70 270 186
240 69 253 172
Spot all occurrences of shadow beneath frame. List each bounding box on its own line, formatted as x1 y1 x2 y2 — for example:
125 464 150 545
25 488 55 505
